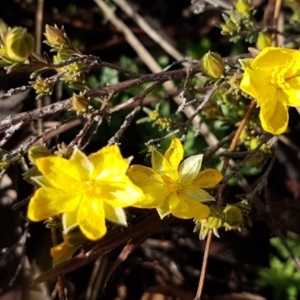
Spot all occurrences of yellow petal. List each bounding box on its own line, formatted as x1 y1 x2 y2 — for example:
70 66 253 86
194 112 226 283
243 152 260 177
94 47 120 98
36 156 82 190
182 188 215 202
170 194 210 219
78 198 106 240
189 201 210 220
178 154 203 183
163 138 184 171
88 145 130 181
191 169 223 188
69 146 92 180
168 192 197 219
284 82 300 106
101 176 145 207
151 147 170 173
259 96 288 134
104 203 127 226
28 187 79 221
240 67 273 101
62 211 78 234
239 58 253 70
127 165 169 208
251 47 299 70
156 199 172 219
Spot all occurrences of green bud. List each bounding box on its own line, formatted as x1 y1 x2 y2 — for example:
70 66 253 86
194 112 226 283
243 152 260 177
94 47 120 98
197 205 224 240
220 20 239 35
201 51 224 79
245 151 266 168
240 128 250 142
30 78 54 98
70 92 89 112
54 48 74 63
239 58 253 71
249 137 260 150
0 27 34 63
235 0 251 17
223 205 244 230
256 32 272 50
44 25 68 48
0 160 10 169
228 73 243 90
149 110 159 121
28 145 51 164
55 144 74 158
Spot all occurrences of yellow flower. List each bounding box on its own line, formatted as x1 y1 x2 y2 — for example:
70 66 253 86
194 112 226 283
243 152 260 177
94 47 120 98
240 47 300 135
127 138 223 220
28 146 145 241
0 27 34 63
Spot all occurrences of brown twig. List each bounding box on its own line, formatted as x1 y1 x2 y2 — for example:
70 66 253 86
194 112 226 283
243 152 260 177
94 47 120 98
35 0 44 144
50 227 66 300
194 100 257 300
272 0 283 46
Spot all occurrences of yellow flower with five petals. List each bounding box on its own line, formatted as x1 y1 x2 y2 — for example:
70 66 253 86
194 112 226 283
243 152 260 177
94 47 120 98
127 138 223 220
27 146 145 241
240 47 300 135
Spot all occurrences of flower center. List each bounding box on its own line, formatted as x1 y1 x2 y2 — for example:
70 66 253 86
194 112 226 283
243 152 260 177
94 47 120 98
270 67 291 90
161 175 182 193
81 181 102 197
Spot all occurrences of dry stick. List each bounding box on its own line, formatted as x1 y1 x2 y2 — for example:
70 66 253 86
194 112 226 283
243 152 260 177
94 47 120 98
35 0 44 141
113 0 184 61
220 101 257 178
109 81 165 145
272 0 283 46
51 227 66 300
194 100 257 300
0 67 203 136
194 231 212 300
202 0 231 9
94 0 221 151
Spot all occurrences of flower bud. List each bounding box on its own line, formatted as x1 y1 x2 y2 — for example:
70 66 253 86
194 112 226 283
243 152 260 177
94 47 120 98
197 205 224 240
256 32 272 50
201 51 224 79
219 20 239 35
28 145 51 164
228 73 243 90
0 160 10 170
249 137 260 150
223 205 243 230
44 25 68 48
1 27 34 63
30 78 54 99
245 151 266 168
55 143 74 158
235 0 251 17
70 92 89 112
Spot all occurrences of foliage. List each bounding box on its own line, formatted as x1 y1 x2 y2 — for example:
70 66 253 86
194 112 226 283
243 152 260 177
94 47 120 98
257 237 300 300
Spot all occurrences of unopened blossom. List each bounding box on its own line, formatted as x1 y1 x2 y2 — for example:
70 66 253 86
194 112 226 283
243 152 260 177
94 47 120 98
127 138 223 220
28 146 145 241
240 47 300 135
